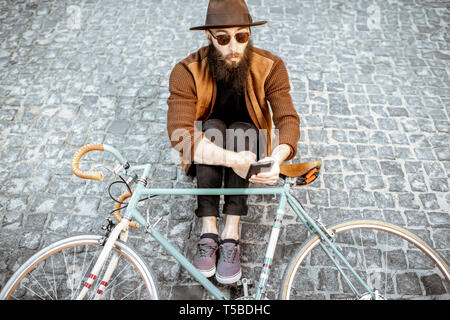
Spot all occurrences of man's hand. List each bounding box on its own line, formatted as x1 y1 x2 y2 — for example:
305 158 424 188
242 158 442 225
248 156 279 185
248 144 292 185
230 150 257 179
194 137 256 178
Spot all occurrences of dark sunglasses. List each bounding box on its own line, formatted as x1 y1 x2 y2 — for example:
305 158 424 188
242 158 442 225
208 30 250 46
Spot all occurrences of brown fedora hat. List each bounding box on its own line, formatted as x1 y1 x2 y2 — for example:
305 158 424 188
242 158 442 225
190 0 267 30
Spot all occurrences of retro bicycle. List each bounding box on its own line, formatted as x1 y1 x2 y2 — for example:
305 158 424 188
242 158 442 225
1 143 449 300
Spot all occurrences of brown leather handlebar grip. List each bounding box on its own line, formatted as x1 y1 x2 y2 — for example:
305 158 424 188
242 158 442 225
113 191 139 229
71 143 105 181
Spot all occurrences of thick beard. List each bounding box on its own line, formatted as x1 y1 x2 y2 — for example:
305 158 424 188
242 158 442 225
207 40 253 95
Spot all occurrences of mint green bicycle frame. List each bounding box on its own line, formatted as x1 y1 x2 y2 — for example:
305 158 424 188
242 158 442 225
105 144 376 300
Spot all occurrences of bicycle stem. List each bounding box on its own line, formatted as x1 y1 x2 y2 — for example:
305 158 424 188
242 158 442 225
103 144 128 166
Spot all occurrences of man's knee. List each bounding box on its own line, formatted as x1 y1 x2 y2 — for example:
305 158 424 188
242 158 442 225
203 119 227 148
226 121 258 154
228 121 256 131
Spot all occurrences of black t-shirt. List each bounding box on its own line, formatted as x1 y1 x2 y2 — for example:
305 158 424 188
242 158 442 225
208 80 253 126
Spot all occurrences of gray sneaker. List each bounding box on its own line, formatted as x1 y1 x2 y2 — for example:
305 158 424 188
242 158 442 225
216 241 242 284
193 238 219 278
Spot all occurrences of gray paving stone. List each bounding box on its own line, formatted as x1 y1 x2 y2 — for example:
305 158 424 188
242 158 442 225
367 176 385 190
423 161 446 178
377 146 395 159
435 148 450 161
349 190 376 208
428 212 450 228
344 174 366 189
389 133 409 145
323 173 344 190
419 193 441 210
308 189 329 207
380 161 404 176
357 145 378 158
429 178 449 192
349 131 368 144
329 190 349 207
374 192 396 209
339 144 358 158
408 174 429 192
323 159 342 172
377 118 399 131
369 131 390 144
356 116 377 129
388 176 408 192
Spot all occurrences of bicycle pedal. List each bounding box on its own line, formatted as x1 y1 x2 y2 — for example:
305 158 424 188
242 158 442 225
237 278 253 286
237 278 253 297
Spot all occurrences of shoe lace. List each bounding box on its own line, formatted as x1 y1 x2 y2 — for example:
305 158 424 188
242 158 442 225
220 244 237 263
198 242 217 257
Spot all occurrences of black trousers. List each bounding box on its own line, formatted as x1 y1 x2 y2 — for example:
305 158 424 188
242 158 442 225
195 119 259 217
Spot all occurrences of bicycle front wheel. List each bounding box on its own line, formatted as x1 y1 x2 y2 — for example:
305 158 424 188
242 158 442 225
1 235 159 300
280 220 449 300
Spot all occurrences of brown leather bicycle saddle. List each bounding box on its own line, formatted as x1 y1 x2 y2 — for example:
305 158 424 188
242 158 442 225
280 161 321 186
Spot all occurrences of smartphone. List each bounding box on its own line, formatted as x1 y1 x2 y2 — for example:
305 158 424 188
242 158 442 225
246 159 274 180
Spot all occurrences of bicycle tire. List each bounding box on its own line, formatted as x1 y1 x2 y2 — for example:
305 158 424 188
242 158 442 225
0 235 159 300
280 220 450 300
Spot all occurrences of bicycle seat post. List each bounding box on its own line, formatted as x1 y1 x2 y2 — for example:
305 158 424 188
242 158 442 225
284 176 296 187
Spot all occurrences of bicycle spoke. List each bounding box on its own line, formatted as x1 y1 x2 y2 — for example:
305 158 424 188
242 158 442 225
357 229 369 289
72 244 77 296
384 231 388 298
16 282 48 300
73 245 103 300
51 255 58 300
41 259 58 300
61 246 73 299
75 244 96 299
120 283 144 300
101 263 133 298
106 260 131 287
28 271 54 300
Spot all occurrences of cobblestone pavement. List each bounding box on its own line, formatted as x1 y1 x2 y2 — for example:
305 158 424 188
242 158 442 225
0 0 449 300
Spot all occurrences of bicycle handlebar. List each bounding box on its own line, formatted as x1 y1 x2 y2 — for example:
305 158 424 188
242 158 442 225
113 191 140 229
71 143 105 181
72 143 140 228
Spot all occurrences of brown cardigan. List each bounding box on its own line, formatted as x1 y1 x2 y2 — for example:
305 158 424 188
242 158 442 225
166 45 300 175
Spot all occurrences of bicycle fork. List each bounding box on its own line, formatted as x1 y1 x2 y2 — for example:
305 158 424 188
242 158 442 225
76 218 130 300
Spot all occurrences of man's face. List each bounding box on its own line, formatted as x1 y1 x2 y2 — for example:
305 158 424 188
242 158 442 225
206 26 250 67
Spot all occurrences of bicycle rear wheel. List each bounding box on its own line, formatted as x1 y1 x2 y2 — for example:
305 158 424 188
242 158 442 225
0 235 159 300
280 220 449 300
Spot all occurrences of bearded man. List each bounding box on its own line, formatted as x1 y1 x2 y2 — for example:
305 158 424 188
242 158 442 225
166 0 300 284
